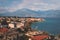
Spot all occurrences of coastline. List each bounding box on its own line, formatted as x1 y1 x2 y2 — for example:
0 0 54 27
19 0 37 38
0 16 60 40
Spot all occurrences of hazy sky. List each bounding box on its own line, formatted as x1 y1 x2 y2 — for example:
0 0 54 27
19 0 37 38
0 0 60 12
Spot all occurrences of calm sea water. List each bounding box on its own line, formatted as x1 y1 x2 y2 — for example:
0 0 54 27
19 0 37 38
31 18 60 35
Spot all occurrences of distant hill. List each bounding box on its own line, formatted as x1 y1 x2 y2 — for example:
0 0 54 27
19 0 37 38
0 9 60 18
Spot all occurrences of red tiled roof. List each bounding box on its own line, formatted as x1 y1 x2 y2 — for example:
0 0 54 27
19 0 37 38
0 28 8 33
32 35 48 40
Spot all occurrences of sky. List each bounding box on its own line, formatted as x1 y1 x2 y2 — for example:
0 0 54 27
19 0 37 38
0 0 60 13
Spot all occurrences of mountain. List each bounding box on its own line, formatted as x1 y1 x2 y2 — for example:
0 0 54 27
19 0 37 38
37 10 60 18
0 9 60 18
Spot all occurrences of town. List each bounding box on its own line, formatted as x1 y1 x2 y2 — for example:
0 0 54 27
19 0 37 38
0 16 60 40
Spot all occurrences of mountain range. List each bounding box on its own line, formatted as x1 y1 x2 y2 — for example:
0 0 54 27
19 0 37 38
0 9 60 18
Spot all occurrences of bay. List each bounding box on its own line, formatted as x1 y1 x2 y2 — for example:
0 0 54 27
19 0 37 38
31 18 60 35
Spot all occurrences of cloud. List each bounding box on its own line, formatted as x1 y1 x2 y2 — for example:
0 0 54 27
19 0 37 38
0 0 60 12
0 7 8 13
24 0 58 11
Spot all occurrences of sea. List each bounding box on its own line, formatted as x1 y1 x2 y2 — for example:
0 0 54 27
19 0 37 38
31 18 60 35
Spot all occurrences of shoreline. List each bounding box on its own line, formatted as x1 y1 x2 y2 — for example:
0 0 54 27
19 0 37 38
0 16 60 40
